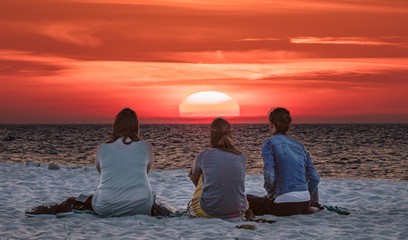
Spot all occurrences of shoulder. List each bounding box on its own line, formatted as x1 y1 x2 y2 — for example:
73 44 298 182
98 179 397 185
265 134 302 145
197 148 213 158
285 135 305 149
271 134 287 143
262 136 276 148
137 140 154 151
196 148 222 161
204 148 245 160
97 143 107 153
262 134 303 150
138 139 152 147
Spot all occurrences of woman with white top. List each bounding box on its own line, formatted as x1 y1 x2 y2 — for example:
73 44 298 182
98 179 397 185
92 107 154 216
25 107 155 217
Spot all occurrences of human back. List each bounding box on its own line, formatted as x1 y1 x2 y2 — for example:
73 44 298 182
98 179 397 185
247 107 321 217
262 107 319 200
262 133 312 198
91 107 154 216
189 117 247 219
24 107 156 218
196 148 246 218
92 139 154 216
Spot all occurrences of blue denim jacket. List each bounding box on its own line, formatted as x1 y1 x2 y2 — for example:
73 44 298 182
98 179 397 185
262 133 320 199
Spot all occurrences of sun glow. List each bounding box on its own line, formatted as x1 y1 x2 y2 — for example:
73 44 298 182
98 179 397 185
179 91 240 117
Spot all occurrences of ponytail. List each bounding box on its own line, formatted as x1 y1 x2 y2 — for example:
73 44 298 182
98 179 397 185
210 117 241 155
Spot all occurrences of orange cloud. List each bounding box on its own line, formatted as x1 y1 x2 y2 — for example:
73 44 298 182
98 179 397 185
291 37 407 47
72 0 408 14
1 0 408 123
38 23 103 47
2 0 408 60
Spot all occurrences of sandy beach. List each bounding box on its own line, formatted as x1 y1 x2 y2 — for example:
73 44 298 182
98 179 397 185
0 162 407 239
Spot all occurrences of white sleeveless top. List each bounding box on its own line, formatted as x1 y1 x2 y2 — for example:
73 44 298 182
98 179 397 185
91 139 154 216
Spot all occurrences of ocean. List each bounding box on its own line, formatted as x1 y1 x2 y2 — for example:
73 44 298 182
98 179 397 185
1 124 407 181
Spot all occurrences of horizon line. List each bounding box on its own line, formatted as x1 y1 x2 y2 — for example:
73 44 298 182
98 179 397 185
2 115 408 124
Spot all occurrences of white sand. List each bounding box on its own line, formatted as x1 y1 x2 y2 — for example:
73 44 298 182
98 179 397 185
0 162 407 240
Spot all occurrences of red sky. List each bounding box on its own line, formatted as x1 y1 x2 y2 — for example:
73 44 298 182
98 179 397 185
0 0 407 123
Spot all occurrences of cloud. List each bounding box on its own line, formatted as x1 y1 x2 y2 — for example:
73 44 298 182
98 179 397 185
1 49 407 85
47 56 408 88
0 49 74 65
291 37 408 47
1 49 407 123
0 60 65 77
36 23 102 47
1 0 408 60
234 38 281 42
149 50 308 63
0 20 102 48
1 0 408 123
72 0 408 14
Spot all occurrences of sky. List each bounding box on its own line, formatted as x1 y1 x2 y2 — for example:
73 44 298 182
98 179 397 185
0 0 407 124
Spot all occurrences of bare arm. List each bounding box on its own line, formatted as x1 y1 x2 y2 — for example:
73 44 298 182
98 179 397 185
189 152 203 186
188 169 200 186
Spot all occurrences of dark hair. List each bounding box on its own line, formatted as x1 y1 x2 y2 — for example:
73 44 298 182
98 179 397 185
268 107 292 134
106 107 140 144
210 117 241 155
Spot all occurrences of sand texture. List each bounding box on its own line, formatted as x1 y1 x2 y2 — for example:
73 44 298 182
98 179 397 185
0 162 407 239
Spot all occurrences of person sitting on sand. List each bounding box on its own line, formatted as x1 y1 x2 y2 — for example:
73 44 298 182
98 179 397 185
188 117 247 219
25 107 155 217
246 107 321 216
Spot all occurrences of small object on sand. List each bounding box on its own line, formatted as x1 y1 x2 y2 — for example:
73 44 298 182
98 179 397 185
152 200 182 217
236 224 257 230
324 205 350 215
26 161 41 167
48 163 60 170
67 166 81 170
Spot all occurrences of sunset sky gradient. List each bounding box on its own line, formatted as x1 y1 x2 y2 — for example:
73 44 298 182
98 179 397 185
1 0 407 123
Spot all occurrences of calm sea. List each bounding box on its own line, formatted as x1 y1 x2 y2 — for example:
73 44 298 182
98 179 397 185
0 124 407 181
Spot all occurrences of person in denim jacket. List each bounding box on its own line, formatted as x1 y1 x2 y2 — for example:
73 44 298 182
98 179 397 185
247 107 321 216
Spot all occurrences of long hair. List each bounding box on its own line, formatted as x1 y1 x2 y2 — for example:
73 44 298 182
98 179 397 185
210 117 241 155
106 107 140 144
268 107 292 134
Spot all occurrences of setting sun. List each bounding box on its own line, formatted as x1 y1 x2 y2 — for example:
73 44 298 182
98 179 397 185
0 0 407 123
179 91 240 117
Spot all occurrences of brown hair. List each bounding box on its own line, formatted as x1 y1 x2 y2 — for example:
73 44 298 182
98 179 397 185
268 107 292 134
210 117 241 155
106 107 140 144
